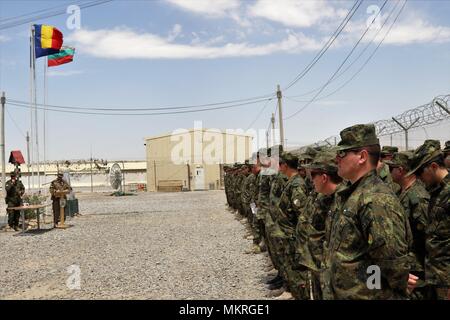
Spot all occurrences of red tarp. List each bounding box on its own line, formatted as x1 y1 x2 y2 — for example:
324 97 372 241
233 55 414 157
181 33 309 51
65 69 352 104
9 150 25 164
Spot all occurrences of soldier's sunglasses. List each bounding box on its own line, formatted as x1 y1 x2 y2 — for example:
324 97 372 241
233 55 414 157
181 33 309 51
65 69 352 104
336 148 362 159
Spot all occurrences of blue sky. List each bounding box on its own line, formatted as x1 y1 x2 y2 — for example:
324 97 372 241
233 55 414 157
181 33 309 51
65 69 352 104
0 0 449 161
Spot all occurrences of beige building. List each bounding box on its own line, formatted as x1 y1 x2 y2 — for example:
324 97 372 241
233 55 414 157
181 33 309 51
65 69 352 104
145 128 253 192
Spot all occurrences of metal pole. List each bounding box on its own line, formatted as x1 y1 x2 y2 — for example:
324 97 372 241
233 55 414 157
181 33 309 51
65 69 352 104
26 132 30 190
187 163 191 191
90 155 93 193
32 26 40 193
29 27 35 191
277 84 285 149
43 58 47 193
1 92 5 197
392 117 419 151
265 130 269 149
435 100 450 115
153 160 157 192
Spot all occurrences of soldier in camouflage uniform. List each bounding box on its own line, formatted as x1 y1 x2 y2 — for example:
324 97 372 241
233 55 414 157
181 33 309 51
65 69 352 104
264 145 289 292
224 165 232 208
378 146 401 194
329 124 412 299
274 152 308 299
50 172 72 227
236 163 249 219
254 148 275 254
5 171 25 231
229 164 239 211
248 157 261 243
298 147 318 195
296 148 343 300
443 141 450 169
386 151 430 299
408 140 449 300
241 162 256 226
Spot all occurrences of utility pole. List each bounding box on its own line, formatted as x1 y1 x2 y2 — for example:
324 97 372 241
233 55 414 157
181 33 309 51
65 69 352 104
1 92 6 197
276 85 285 149
90 147 93 193
271 113 275 146
26 132 30 190
265 130 269 149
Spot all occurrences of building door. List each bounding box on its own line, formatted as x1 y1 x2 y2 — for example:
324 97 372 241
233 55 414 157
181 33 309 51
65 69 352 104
193 167 205 190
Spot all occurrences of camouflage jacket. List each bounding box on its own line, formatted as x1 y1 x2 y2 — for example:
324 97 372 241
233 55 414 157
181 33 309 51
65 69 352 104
275 174 307 239
398 180 429 274
241 173 256 205
257 167 276 220
297 192 336 271
252 172 261 204
329 170 412 299
378 162 401 195
269 172 288 220
5 179 25 205
49 179 72 200
425 173 450 286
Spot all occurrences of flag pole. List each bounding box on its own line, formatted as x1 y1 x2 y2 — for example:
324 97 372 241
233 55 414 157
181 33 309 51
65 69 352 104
32 26 41 194
43 57 47 194
29 25 35 191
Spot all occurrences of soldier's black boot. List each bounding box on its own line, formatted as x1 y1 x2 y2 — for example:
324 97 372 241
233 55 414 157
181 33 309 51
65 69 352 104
265 273 283 285
267 279 284 290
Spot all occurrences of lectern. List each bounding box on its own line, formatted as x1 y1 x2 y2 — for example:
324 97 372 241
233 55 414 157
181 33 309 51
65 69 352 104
54 190 70 229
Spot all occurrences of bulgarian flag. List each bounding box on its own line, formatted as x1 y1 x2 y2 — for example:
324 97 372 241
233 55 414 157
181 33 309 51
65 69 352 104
33 24 63 58
48 47 75 67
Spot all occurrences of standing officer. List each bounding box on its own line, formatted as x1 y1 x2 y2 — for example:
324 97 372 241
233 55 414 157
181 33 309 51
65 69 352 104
49 172 72 227
5 171 25 231
386 151 430 299
330 124 412 299
443 141 450 169
378 146 401 194
408 140 449 300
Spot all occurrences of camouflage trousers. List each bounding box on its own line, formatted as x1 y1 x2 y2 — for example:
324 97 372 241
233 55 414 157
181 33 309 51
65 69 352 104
283 239 310 300
7 201 21 228
263 212 285 272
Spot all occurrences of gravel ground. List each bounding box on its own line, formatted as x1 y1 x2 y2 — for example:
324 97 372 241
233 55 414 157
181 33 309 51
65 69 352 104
0 191 274 300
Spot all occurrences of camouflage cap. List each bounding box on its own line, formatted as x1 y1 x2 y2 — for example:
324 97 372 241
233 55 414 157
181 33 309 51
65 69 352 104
304 148 338 173
298 147 318 161
408 139 442 176
10 171 16 177
57 172 64 177
385 151 413 170
381 146 399 156
280 152 299 168
444 141 450 153
337 124 379 151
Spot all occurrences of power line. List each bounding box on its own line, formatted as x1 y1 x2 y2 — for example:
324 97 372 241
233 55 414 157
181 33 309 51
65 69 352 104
284 0 390 121
6 108 26 138
245 98 274 130
9 93 275 112
301 0 408 104
285 0 405 104
0 0 113 30
7 97 273 116
0 1 83 23
285 0 401 100
282 0 363 92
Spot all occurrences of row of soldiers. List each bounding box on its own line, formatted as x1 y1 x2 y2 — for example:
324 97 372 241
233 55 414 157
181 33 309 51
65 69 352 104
224 123 450 300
